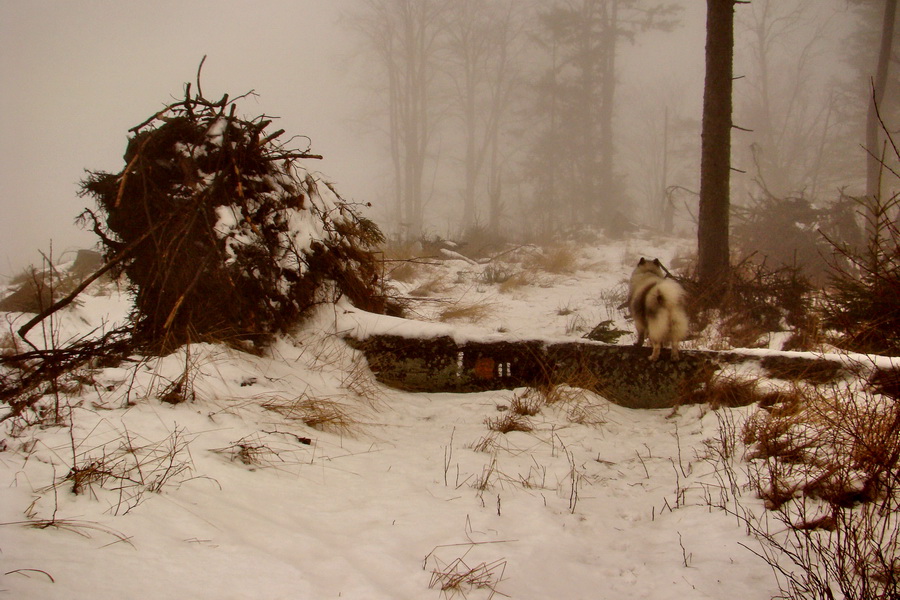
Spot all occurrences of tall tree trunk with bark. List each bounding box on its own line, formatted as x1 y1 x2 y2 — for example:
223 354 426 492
597 0 619 216
698 0 738 288
866 0 897 200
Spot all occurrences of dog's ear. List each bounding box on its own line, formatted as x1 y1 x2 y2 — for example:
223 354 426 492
638 257 646 265
653 258 662 267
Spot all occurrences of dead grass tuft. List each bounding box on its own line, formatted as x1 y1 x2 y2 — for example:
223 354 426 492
479 264 515 285
261 394 357 435
535 384 608 425
339 353 385 408
498 271 533 293
564 396 609 426
471 432 501 453
428 556 508 596
680 372 768 409
437 300 493 323
409 272 449 297
485 412 533 434
424 541 508 598
508 390 543 416
210 433 307 468
387 261 421 283
526 244 579 274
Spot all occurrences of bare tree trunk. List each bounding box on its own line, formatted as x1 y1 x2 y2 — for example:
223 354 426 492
698 0 738 288
866 0 897 200
661 107 674 234
597 0 619 216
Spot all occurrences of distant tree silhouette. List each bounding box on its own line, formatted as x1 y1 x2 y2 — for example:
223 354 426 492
530 0 680 234
444 0 522 235
353 0 448 240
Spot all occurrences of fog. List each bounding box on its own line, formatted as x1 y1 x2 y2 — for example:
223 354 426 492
0 0 884 276
0 1 367 274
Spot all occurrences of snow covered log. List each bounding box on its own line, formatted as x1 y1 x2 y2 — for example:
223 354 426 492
348 334 851 409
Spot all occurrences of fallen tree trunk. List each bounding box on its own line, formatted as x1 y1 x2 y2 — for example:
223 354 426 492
346 334 851 409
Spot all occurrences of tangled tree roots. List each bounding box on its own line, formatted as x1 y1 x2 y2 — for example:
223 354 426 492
79 78 388 352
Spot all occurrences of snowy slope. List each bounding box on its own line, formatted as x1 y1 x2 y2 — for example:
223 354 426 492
0 238 780 599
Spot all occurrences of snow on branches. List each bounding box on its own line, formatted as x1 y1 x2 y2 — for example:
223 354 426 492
79 77 387 352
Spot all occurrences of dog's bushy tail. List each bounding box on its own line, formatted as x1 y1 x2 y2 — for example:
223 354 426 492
646 280 688 343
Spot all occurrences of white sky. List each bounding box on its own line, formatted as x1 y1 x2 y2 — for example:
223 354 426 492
0 0 376 276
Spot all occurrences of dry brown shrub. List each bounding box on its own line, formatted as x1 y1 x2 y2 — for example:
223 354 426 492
736 383 900 599
868 366 900 400
742 408 812 465
758 389 805 418
683 257 814 351
55 426 194 514
742 384 899 505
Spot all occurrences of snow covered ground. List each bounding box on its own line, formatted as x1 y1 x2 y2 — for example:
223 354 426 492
0 238 781 599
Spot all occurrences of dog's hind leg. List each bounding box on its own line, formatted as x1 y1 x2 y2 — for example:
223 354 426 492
649 342 661 361
634 330 645 347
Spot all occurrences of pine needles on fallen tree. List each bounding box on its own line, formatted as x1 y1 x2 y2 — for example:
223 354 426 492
2 65 393 422
77 70 388 352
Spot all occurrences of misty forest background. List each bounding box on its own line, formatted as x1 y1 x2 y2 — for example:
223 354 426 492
340 0 897 281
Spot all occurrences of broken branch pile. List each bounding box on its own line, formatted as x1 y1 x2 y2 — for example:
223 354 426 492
79 82 387 352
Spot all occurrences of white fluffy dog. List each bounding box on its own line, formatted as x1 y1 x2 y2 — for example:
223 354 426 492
628 258 688 361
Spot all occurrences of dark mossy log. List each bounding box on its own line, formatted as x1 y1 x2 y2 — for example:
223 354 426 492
346 334 853 409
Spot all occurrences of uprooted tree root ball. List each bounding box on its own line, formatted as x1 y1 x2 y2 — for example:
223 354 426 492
78 80 391 353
